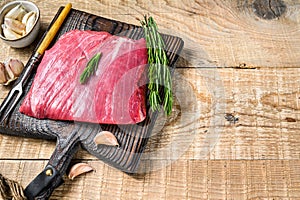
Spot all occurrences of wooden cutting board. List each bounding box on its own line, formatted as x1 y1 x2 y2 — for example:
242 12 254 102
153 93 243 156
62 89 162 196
0 6 183 175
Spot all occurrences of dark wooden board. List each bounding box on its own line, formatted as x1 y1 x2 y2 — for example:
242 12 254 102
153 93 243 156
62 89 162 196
0 7 183 173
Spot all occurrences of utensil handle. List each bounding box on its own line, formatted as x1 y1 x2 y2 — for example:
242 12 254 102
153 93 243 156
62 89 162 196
37 3 72 55
24 136 80 200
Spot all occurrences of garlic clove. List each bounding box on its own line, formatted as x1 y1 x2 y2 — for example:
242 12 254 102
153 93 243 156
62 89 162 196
5 58 24 80
22 11 34 25
5 62 15 80
94 131 119 147
7 58 24 77
2 24 22 40
68 163 95 180
5 4 27 21
4 18 26 35
0 59 24 85
0 63 8 84
25 12 36 34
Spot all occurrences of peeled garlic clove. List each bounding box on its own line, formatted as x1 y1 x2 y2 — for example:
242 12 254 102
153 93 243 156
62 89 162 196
68 163 95 180
94 131 119 147
5 4 27 20
22 11 34 25
0 63 8 84
2 24 22 40
4 18 25 35
25 12 36 34
7 58 24 77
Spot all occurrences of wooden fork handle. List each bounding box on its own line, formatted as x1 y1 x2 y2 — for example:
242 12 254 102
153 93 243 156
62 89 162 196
37 3 72 55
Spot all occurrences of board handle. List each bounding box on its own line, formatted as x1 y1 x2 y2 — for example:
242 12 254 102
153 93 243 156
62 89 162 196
24 133 80 200
24 165 64 200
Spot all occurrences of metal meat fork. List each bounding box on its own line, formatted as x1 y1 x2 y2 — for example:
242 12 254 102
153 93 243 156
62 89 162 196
0 3 72 122
0 53 41 121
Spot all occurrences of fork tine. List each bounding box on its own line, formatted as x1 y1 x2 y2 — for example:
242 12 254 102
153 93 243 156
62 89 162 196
0 88 17 114
2 91 22 120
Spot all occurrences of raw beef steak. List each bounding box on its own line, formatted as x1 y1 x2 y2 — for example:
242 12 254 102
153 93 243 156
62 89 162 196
19 30 148 124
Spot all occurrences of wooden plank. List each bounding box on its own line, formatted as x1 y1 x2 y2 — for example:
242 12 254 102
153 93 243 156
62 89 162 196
0 160 300 199
1 0 299 69
1 67 299 161
98 0 300 68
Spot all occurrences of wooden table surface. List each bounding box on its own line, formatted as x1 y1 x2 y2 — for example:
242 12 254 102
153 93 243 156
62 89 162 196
1 0 300 199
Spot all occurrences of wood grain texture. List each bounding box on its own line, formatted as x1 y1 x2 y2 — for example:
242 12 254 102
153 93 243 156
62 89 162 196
1 67 299 161
1 160 300 199
1 0 300 199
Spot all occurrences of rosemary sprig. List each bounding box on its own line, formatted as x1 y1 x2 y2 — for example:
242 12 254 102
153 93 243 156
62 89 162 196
141 16 173 115
80 52 101 84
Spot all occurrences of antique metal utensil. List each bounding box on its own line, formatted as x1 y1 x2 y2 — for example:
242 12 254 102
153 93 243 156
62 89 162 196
0 3 72 122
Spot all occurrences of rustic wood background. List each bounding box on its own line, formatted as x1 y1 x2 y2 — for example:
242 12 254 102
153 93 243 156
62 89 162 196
1 0 300 199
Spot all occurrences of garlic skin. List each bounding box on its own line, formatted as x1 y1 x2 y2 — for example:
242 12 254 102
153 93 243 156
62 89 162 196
7 58 24 77
0 63 8 84
0 58 24 85
94 131 119 147
68 163 95 180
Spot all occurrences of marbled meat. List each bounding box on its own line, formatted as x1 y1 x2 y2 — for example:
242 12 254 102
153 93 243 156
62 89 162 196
19 30 148 124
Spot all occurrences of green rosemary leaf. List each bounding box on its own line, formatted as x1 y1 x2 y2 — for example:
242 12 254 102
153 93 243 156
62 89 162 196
141 16 173 115
80 52 101 84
